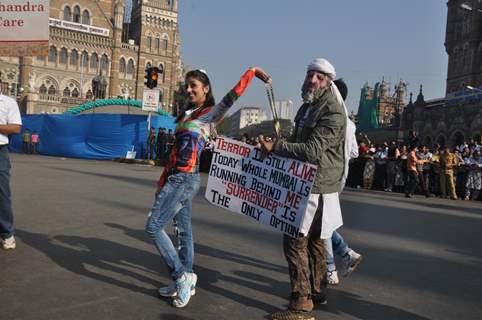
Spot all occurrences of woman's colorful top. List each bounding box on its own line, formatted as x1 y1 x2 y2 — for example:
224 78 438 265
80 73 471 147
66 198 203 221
158 68 256 187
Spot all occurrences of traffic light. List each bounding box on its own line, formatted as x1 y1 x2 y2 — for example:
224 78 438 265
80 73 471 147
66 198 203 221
144 67 159 89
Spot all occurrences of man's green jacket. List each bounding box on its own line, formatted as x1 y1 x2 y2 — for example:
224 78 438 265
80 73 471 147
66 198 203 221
273 88 346 194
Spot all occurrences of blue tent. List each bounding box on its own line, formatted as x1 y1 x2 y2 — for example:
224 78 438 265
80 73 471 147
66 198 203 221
10 113 176 159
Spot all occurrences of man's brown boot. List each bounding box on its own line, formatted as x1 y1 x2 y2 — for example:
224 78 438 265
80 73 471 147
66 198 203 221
312 293 327 305
289 297 314 311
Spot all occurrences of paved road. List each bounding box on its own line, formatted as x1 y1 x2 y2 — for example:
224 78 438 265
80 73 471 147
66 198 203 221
2 154 481 320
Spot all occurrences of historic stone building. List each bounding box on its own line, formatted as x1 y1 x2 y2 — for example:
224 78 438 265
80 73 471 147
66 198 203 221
0 0 182 114
402 0 482 147
445 0 482 93
357 78 407 131
361 0 482 147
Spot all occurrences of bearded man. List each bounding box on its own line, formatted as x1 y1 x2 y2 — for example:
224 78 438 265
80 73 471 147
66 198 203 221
261 58 348 320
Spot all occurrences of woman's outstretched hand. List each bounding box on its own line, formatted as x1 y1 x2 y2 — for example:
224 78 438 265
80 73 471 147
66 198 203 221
252 67 271 83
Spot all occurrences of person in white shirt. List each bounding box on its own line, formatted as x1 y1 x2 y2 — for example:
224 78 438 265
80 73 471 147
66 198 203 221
0 89 22 250
464 151 482 200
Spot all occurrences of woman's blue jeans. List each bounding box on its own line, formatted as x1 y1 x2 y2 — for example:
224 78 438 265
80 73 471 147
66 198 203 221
145 172 200 280
324 230 350 271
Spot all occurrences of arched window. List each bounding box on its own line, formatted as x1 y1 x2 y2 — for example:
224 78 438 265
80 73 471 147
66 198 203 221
59 48 68 64
72 88 80 98
73 6 81 23
48 85 56 95
162 35 168 50
48 46 57 63
39 84 47 94
158 63 164 82
82 10 90 25
63 87 71 97
91 53 98 69
100 54 109 72
81 51 89 69
127 59 135 74
147 35 152 50
70 49 78 66
155 37 160 52
63 6 72 21
119 57 126 74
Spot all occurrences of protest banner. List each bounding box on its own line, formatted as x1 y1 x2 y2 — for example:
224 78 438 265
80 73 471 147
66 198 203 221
0 1 49 56
205 136 317 238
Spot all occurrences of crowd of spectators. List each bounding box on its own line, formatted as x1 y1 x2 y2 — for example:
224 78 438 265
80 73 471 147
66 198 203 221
346 135 482 201
156 129 482 202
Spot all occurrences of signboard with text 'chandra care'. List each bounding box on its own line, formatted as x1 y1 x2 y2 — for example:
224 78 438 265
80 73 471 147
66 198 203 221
0 1 49 56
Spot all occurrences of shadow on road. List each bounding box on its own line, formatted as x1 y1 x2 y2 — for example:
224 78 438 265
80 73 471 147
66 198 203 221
320 289 432 320
44 166 155 188
335 200 482 305
15 229 159 296
160 314 196 320
343 191 482 216
15 227 283 314
103 223 440 318
14 225 441 319
105 222 286 274
341 198 482 253
412 201 482 216
105 223 287 314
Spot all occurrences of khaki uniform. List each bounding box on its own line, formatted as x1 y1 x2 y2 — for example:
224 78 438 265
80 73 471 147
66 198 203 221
440 152 458 199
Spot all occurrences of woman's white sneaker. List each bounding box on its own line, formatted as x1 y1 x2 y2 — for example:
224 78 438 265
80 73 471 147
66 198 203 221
159 273 197 297
2 235 16 250
326 269 339 285
172 272 197 308
342 250 363 276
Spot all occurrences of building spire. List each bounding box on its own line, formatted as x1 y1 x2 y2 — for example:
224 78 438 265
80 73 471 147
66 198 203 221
415 84 425 104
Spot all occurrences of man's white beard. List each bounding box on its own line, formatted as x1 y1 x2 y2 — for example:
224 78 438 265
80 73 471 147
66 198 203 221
302 90 315 103
302 87 325 104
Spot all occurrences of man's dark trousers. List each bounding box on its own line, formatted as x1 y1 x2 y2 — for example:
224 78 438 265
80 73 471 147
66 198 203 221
0 147 14 239
405 170 419 195
283 194 326 311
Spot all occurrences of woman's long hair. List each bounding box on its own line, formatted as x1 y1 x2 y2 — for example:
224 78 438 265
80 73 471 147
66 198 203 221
176 70 215 123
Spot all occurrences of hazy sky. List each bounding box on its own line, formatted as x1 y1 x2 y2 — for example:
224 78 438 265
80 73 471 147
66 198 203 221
177 0 448 116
